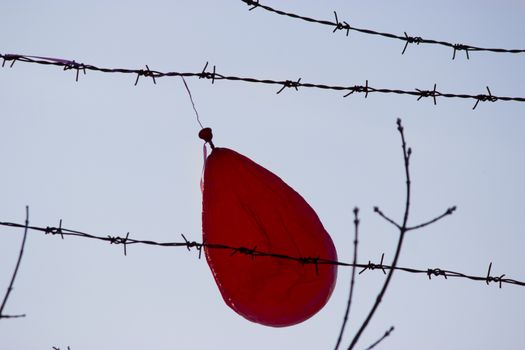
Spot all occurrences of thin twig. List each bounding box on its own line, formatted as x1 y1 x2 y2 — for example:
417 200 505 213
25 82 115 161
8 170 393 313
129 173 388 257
407 206 457 231
334 207 360 350
364 326 395 350
0 206 29 320
373 207 400 229
346 119 412 350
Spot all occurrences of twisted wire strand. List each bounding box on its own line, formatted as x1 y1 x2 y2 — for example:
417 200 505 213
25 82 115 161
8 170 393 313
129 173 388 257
0 220 522 288
1 53 523 109
241 0 525 58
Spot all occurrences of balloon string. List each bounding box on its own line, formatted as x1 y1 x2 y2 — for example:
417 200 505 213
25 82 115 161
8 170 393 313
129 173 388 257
180 76 210 187
180 76 204 129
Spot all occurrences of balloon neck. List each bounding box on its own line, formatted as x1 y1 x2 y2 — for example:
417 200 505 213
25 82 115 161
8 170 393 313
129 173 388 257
198 127 215 149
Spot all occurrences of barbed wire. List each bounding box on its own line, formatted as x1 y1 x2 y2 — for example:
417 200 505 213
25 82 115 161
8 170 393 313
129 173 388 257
241 0 525 58
1 53 524 109
0 220 522 288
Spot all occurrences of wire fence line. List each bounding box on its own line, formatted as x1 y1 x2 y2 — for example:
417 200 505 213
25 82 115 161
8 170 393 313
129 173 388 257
0 220 522 288
1 53 524 109
240 0 525 58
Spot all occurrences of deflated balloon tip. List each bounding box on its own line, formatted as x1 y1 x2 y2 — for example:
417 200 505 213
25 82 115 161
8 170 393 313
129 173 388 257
198 127 213 142
199 127 215 149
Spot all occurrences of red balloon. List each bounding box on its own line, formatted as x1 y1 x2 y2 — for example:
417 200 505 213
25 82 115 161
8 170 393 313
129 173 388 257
201 142 337 327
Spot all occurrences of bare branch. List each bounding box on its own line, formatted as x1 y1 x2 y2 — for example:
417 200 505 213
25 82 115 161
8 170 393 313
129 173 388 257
0 206 29 320
346 119 412 350
373 207 400 229
407 206 457 231
364 326 395 350
334 207 360 350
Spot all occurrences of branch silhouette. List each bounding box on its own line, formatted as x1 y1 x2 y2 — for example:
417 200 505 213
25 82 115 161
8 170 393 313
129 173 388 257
334 208 360 350
346 119 455 349
0 206 29 320
0 123 521 350
364 326 395 350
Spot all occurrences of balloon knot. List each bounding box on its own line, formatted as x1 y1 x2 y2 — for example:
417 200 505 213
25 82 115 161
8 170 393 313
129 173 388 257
198 127 215 149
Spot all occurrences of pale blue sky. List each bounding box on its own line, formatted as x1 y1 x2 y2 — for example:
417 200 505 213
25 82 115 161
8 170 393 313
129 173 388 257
1 1 524 349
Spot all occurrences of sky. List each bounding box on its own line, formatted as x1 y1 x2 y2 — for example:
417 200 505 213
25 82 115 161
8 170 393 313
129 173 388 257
1 0 524 349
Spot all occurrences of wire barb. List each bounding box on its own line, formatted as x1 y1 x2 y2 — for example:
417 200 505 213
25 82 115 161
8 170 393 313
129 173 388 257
199 61 217 84
416 84 438 105
276 77 301 94
453 44 470 60
359 253 387 275
134 65 157 86
63 60 87 82
1 54 20 68
427 268 448 280
333 11 350 36
485 262 506 288
473 86 498 110
244 0 259 11
402 32 422 55
107 232 130 256
343 80 370 98
45 219 64 239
